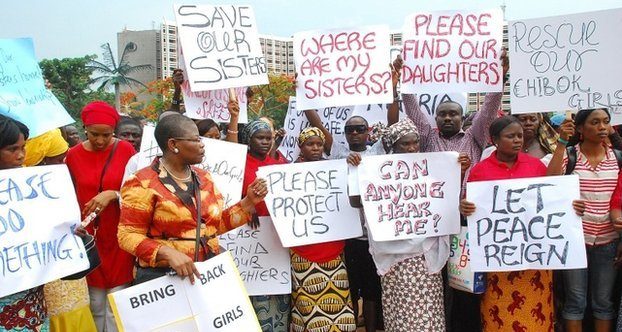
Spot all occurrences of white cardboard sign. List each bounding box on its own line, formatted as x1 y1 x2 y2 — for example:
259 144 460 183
218 217 291 295
466 175 587 272
174 5 268 91
0 165 89 298
401 9 504 94
197 138 246 208
508 8 622 118
358 152 461 241
109 252 261 332
257 159 363 247
294 25 393 110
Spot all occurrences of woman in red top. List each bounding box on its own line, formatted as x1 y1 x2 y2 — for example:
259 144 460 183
289 127 357 332
240 120 291 332
460 116 584 331
65 101 135 332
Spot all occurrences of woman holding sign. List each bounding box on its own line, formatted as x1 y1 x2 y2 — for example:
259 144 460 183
65 101 136 332
547 108 619 332
354 118 469 332
288 127 357 332
0 115 50 331
240 120 291 332
461 116 585 332
118 114 267 283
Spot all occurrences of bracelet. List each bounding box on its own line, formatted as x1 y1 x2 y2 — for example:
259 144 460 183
558 137 569 145
227 129 239 134
115 191 122 204
171 99 181 105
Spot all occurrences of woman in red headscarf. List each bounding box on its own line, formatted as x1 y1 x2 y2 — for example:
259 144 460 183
65 101 135 332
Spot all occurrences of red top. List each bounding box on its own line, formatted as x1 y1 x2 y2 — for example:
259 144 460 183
243 153 286 217
66 140 136 288
468 151 547 183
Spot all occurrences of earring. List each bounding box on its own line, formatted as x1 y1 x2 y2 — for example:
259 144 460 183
173 148 179 154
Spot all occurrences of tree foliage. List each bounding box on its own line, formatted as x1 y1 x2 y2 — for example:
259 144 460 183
248 74 294 128
39 55 114 122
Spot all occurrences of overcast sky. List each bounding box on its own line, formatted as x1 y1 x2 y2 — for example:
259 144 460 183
2 0 621 60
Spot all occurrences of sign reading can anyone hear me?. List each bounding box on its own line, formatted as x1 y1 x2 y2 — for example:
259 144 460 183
109 252 261 332
466 175 587 272
0 165 89 298
257 159 362 247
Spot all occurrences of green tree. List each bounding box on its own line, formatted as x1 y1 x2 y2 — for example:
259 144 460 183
87 42 152 111
248 73 294 128
40 55 115 121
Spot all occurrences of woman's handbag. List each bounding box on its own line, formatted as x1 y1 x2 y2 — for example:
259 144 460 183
61 233 101 280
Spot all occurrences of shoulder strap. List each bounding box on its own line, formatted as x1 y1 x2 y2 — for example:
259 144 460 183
98 139 120 193
192 170 202 262
613 148 622 170
565 145 577 175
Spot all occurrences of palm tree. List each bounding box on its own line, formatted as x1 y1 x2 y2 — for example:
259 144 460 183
87 42 153 111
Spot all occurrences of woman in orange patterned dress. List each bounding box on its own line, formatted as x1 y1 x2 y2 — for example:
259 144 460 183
118 114 267 284
460 116 585 331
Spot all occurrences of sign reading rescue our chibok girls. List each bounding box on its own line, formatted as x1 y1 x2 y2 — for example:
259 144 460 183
293 25 393 110
400 9 504 94
0 38 74 138
198 138 246 208
218 217 291 296
0 165 90 298
109 252 261 332
508 8 622 119
357 152 462 241
466 175 587 272
174 5 268 91
256 159 363 247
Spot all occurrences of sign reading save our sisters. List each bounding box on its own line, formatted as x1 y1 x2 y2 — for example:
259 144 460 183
508 8 622 117
293 25 393 110
0 165 89 298
401 9 504 94
358 152 461 241
174 5 268 91
218 217 291 296
0 38 74 138
466 175 587 272
109 252 260 332
178 48 249 123
257 159 363 247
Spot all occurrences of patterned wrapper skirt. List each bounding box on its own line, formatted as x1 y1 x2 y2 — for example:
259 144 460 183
381 255 445 332
290 251 356 332
250 295 291 332
0 287 49 332
481 270 553 332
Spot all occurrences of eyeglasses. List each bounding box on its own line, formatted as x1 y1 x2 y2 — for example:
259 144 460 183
344 125 368 134
173 137 202 143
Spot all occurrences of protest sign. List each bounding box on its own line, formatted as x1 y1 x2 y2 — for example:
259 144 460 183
174 5 268 91
401 9 504 94
0 38 74 138
218 217 291 295
136 125 160 169
257 159 362 247
178 47 249 123
294 25 393 110
466 175 587 272
358 152 461 241
0 165 89 298
351 92 467 128
278 97 352 162
508 9 622 119
110 251 261 332
198 138 246 208
448 227 486 293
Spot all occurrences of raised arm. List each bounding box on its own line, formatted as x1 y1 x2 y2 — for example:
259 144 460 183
170 69 184 113
547 119 574 175
387 58 402 126
304 109 333 155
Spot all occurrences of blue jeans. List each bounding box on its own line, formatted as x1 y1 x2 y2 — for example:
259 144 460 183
562 241 618 321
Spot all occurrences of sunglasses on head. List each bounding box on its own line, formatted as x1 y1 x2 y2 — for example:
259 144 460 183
344 125 368 134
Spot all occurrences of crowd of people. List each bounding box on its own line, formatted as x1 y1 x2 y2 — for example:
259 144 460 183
2 51 622 332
